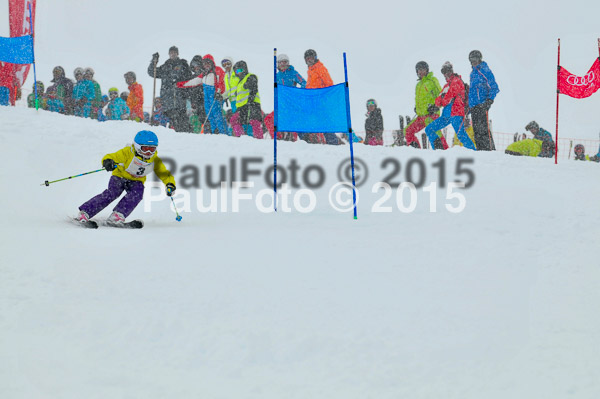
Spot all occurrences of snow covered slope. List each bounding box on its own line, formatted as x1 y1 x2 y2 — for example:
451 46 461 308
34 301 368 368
1 107 599 398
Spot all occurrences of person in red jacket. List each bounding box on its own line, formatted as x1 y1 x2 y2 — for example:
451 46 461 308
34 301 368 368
201 54 227 134
425 62 475 150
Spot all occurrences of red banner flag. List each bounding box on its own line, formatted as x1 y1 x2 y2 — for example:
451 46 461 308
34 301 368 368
0 0 36 105
557 58 600 99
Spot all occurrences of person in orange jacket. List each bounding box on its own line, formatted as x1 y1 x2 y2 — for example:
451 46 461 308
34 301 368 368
305 49 333 89
304 49 340 145
124 71 144 122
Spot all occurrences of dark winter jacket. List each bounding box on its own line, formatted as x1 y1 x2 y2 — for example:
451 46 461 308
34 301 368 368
364 108 384 142
46 70 74 114
148 57 193 112
532 127 555 158
47 68 73 100
469 61 499 107
177 56 206 118
235 73 262 124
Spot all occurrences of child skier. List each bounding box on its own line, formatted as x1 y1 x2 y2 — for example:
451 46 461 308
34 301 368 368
76 130 176 228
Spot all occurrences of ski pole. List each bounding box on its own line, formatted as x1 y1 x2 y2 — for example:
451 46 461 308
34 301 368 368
200 96 218 134
41 168 105 187
170 196 182 221
568 140 573 160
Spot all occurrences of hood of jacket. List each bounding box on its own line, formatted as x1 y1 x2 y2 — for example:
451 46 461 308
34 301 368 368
202 54 215 74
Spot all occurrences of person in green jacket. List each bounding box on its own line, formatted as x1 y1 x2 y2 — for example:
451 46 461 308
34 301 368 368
404 61 445 148
27 81 47 110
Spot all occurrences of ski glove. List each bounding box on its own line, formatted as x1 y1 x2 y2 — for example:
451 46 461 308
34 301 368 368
166 183 176 197
103 159 116 172
427 104 440 115
483 99 494 110
152 53 159 63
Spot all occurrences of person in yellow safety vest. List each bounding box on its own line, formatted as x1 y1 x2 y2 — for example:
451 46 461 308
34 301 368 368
221 56 239 111
230 61 264 139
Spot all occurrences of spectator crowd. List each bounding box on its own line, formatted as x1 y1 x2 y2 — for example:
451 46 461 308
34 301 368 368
21 46 600 160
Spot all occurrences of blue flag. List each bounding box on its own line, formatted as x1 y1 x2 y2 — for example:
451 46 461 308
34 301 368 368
277 83 349 133
0 35 34 64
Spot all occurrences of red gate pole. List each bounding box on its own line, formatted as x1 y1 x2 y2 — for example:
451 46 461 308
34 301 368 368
555 38 560 165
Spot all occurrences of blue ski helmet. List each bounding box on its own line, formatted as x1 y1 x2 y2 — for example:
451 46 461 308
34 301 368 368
134 130 159 146
134 130 158 158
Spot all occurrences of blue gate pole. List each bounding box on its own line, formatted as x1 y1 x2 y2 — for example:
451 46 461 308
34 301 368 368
28 4 38 110
273 48 278 212
343 53 357 219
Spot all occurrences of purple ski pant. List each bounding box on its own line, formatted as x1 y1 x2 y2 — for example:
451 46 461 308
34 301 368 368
79 175 144 218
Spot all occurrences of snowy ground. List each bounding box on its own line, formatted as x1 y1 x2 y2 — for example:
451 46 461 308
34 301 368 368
1 107 599 398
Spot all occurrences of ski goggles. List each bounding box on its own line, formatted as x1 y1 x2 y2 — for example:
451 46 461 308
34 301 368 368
221 60 232 67
140 145 156 153
366 101 376 106
235 68 244 74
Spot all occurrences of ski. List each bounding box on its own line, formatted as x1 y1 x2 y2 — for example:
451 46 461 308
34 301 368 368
70 218 99 229
105 219 144 229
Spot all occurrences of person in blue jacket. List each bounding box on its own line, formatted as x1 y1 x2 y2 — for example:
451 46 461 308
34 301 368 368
468 50 499 151
275 54 307 141
106 87 130 120
97 95 109 121
72 68 96 118
276 54 306 88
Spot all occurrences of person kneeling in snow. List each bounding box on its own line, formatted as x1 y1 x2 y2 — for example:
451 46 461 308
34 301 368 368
524 121 555 158
505 138 553 158
77 130 176 226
